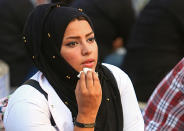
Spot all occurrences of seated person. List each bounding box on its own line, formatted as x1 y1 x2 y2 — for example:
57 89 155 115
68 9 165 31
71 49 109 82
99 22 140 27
2 2 144 131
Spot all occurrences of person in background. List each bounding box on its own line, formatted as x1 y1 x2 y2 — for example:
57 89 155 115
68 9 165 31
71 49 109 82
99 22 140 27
131 0 150 15
121 0 184 102
51 0 74 4
143 57 184 130
71 0 135 65
0 0 49 88
3 3 144 131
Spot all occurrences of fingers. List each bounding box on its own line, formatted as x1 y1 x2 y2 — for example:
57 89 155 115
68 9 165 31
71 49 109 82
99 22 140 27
86 71 93 90
76 71 90 95
92 72 101 91
75 80 80 94
76 70 100 92
77 72 87 93
75 70 102 118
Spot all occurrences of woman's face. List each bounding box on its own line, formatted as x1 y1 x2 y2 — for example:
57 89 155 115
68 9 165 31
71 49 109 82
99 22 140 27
60 19 98 72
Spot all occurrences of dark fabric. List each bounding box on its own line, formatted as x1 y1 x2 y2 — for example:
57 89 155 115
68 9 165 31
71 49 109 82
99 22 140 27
95 65 123 131
0 0 34 86
71 0 135 61
51 0 74 5
121 0 184 102
23 3 123 131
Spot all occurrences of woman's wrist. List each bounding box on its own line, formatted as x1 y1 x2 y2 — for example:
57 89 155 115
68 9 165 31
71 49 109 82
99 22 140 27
76 113 96 123
74 120 95 128
74 114 96 129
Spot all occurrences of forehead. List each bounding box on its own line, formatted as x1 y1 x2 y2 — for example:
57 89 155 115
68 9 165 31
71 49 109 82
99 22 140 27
63 19 93 36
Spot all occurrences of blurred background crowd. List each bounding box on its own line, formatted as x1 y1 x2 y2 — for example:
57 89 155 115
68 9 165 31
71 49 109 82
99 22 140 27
0 0 183 110
0 0 184 130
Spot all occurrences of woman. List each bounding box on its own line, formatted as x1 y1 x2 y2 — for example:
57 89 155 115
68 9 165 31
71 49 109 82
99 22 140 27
3 2 144 131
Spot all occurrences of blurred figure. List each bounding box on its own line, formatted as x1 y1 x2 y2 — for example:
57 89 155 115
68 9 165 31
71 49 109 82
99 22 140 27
0 0 49 87
131 0 150 15
143 57 184 130
71 0 135 63
51 0 74 4
103 37 127 67
121 0 184 102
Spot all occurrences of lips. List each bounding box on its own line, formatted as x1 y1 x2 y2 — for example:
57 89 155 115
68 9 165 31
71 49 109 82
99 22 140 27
82 59 95 68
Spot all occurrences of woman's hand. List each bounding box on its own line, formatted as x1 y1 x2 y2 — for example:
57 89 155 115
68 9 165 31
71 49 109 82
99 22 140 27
75 71 102 123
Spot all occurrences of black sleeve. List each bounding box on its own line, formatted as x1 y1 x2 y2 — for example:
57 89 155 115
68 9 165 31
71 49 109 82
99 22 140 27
94 0 136 45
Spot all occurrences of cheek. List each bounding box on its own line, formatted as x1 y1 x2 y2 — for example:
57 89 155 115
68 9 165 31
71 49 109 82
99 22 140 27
64 53 75 61
93 43 98 58
62 51 80 65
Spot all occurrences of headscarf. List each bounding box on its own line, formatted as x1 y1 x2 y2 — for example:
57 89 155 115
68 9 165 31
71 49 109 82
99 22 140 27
23 2 123 131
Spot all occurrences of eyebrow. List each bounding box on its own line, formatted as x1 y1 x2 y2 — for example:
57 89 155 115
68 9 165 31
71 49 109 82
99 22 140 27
65 31 94 39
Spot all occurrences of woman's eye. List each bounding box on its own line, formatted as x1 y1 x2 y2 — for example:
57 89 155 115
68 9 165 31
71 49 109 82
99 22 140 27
66 42 78 47
87 37 95 43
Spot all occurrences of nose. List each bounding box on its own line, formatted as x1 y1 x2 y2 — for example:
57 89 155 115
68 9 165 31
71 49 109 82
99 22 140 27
81 42 92 56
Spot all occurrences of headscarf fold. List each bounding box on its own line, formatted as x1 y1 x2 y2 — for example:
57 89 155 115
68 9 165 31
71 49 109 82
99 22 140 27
23 2 123 130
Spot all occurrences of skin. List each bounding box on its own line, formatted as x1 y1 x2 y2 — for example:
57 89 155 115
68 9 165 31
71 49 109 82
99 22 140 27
60 19 102 131
112 37 123 51
61 19 98 72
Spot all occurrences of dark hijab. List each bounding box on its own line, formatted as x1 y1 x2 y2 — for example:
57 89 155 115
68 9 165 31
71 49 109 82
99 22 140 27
23 2 123 131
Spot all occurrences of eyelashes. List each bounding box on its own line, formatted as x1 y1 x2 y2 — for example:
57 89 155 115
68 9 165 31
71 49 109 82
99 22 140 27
65 41 78 47
87 37 96 43
65 37 96 48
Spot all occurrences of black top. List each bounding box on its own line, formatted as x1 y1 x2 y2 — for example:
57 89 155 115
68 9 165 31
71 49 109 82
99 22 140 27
121 0 184 102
